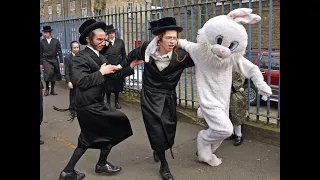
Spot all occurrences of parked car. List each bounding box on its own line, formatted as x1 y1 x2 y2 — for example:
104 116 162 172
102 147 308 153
124 67 143 90
243 49 280 105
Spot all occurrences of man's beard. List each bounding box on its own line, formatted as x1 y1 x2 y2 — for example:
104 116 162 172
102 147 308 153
89 41 99 50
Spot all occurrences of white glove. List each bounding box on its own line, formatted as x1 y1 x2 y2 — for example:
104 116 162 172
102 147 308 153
256 82 272 101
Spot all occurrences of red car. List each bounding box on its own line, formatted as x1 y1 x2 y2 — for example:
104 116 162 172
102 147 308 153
243 49 280 105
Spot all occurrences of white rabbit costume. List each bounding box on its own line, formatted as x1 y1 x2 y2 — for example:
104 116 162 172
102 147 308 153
178 8 272 166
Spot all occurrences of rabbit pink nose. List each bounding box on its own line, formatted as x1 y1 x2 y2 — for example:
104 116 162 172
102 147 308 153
220 49 225 53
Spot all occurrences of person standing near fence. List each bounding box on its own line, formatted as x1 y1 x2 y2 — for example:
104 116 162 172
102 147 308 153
40 31 45 145
227 71 248 146
121 17 194 180
58 19 143 180
40 25 64 96
100 24 126 109
63 41 80 117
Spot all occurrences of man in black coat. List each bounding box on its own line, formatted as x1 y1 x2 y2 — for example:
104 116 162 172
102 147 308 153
64 41 80 117
40 25 64 96
100 24 126 109
122 17 194 180
40 32 44 145
59 19 143 180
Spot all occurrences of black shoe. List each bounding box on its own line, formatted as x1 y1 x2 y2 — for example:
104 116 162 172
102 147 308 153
95 162 122 174
159 164 174 180
50 90 58 95
234 136 243 146
226 134 236 140
70 111 77 117
40 140 44 145
115 102 121 109
59 170 85 180
44 89 49 96
153 151 159 162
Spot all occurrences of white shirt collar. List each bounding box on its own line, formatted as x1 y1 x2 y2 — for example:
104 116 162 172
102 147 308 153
72 52 75 56
46 37 52 44
86 45 99 57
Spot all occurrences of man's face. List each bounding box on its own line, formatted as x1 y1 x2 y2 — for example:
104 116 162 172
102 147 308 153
107 31 116 40
87 31 106 51
71 42 80 54
159 30 178 52
44 32 51 39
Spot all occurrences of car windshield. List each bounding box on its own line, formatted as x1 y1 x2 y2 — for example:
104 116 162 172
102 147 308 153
260 53 280 70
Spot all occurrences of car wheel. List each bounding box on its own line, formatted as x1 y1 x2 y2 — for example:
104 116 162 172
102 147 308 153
244 83 257 106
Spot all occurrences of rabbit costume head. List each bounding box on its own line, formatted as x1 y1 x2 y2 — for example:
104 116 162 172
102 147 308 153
197 8 261 68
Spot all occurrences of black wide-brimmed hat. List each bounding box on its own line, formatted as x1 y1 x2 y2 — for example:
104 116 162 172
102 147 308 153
40 32 42 37
105 24 116 33
148 20 158 35
78 19 107 45
152 17 183 35
148 20 158 30
42 25 53 32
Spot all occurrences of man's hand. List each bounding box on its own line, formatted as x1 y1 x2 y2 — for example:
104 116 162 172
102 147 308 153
40 64 43 69
60 63 64 68
130 60 144 69
99 63 116 75
68 82 73 89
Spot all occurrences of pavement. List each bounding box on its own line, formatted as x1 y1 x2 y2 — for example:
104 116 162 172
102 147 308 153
40 82 280 180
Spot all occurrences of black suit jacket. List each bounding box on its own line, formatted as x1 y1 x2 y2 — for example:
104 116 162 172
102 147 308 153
64 53 74 83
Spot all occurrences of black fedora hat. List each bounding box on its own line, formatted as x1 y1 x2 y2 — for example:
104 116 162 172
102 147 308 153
148 20 158 35
78 19 107 45
148 20 158 30
152 17 183 35
40 32 42 37
105 24 116 33
42 25 53 32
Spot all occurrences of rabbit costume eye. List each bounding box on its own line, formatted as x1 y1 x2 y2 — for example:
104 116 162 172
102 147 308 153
215 35 223 45
228 41 239 51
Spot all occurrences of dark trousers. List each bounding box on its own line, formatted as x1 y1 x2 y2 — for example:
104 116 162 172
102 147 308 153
40 88 43 125
69 87 76 114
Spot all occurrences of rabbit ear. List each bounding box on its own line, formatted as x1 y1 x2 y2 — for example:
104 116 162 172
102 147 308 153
227 8 261 25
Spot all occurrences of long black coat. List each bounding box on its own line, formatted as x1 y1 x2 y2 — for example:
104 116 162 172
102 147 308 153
122 42 195 152
40 38 63 82
40 43 44 125
64 53 74 83
100 38 126 92
71 47 134 149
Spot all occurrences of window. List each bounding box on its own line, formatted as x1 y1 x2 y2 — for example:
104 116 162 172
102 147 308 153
128 2 134 19
81 0 87 17
70 0 75 17
56 4 61 18
260 53 280 70
48 5 52 21
244 52 258 63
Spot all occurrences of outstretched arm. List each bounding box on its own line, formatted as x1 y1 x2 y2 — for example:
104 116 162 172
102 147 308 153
178 39 197 54
233 57 272 100
120 41 149 67
72 56 106 90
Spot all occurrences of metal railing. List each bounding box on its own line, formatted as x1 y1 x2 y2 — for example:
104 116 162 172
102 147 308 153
40 0 280 127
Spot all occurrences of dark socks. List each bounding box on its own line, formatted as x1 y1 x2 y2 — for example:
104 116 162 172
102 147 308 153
157 151 168 166
45 81 50 90
51 81 55 92
63 147 87 173
97 148 112 166
106 93 111 104
114 92 119 103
